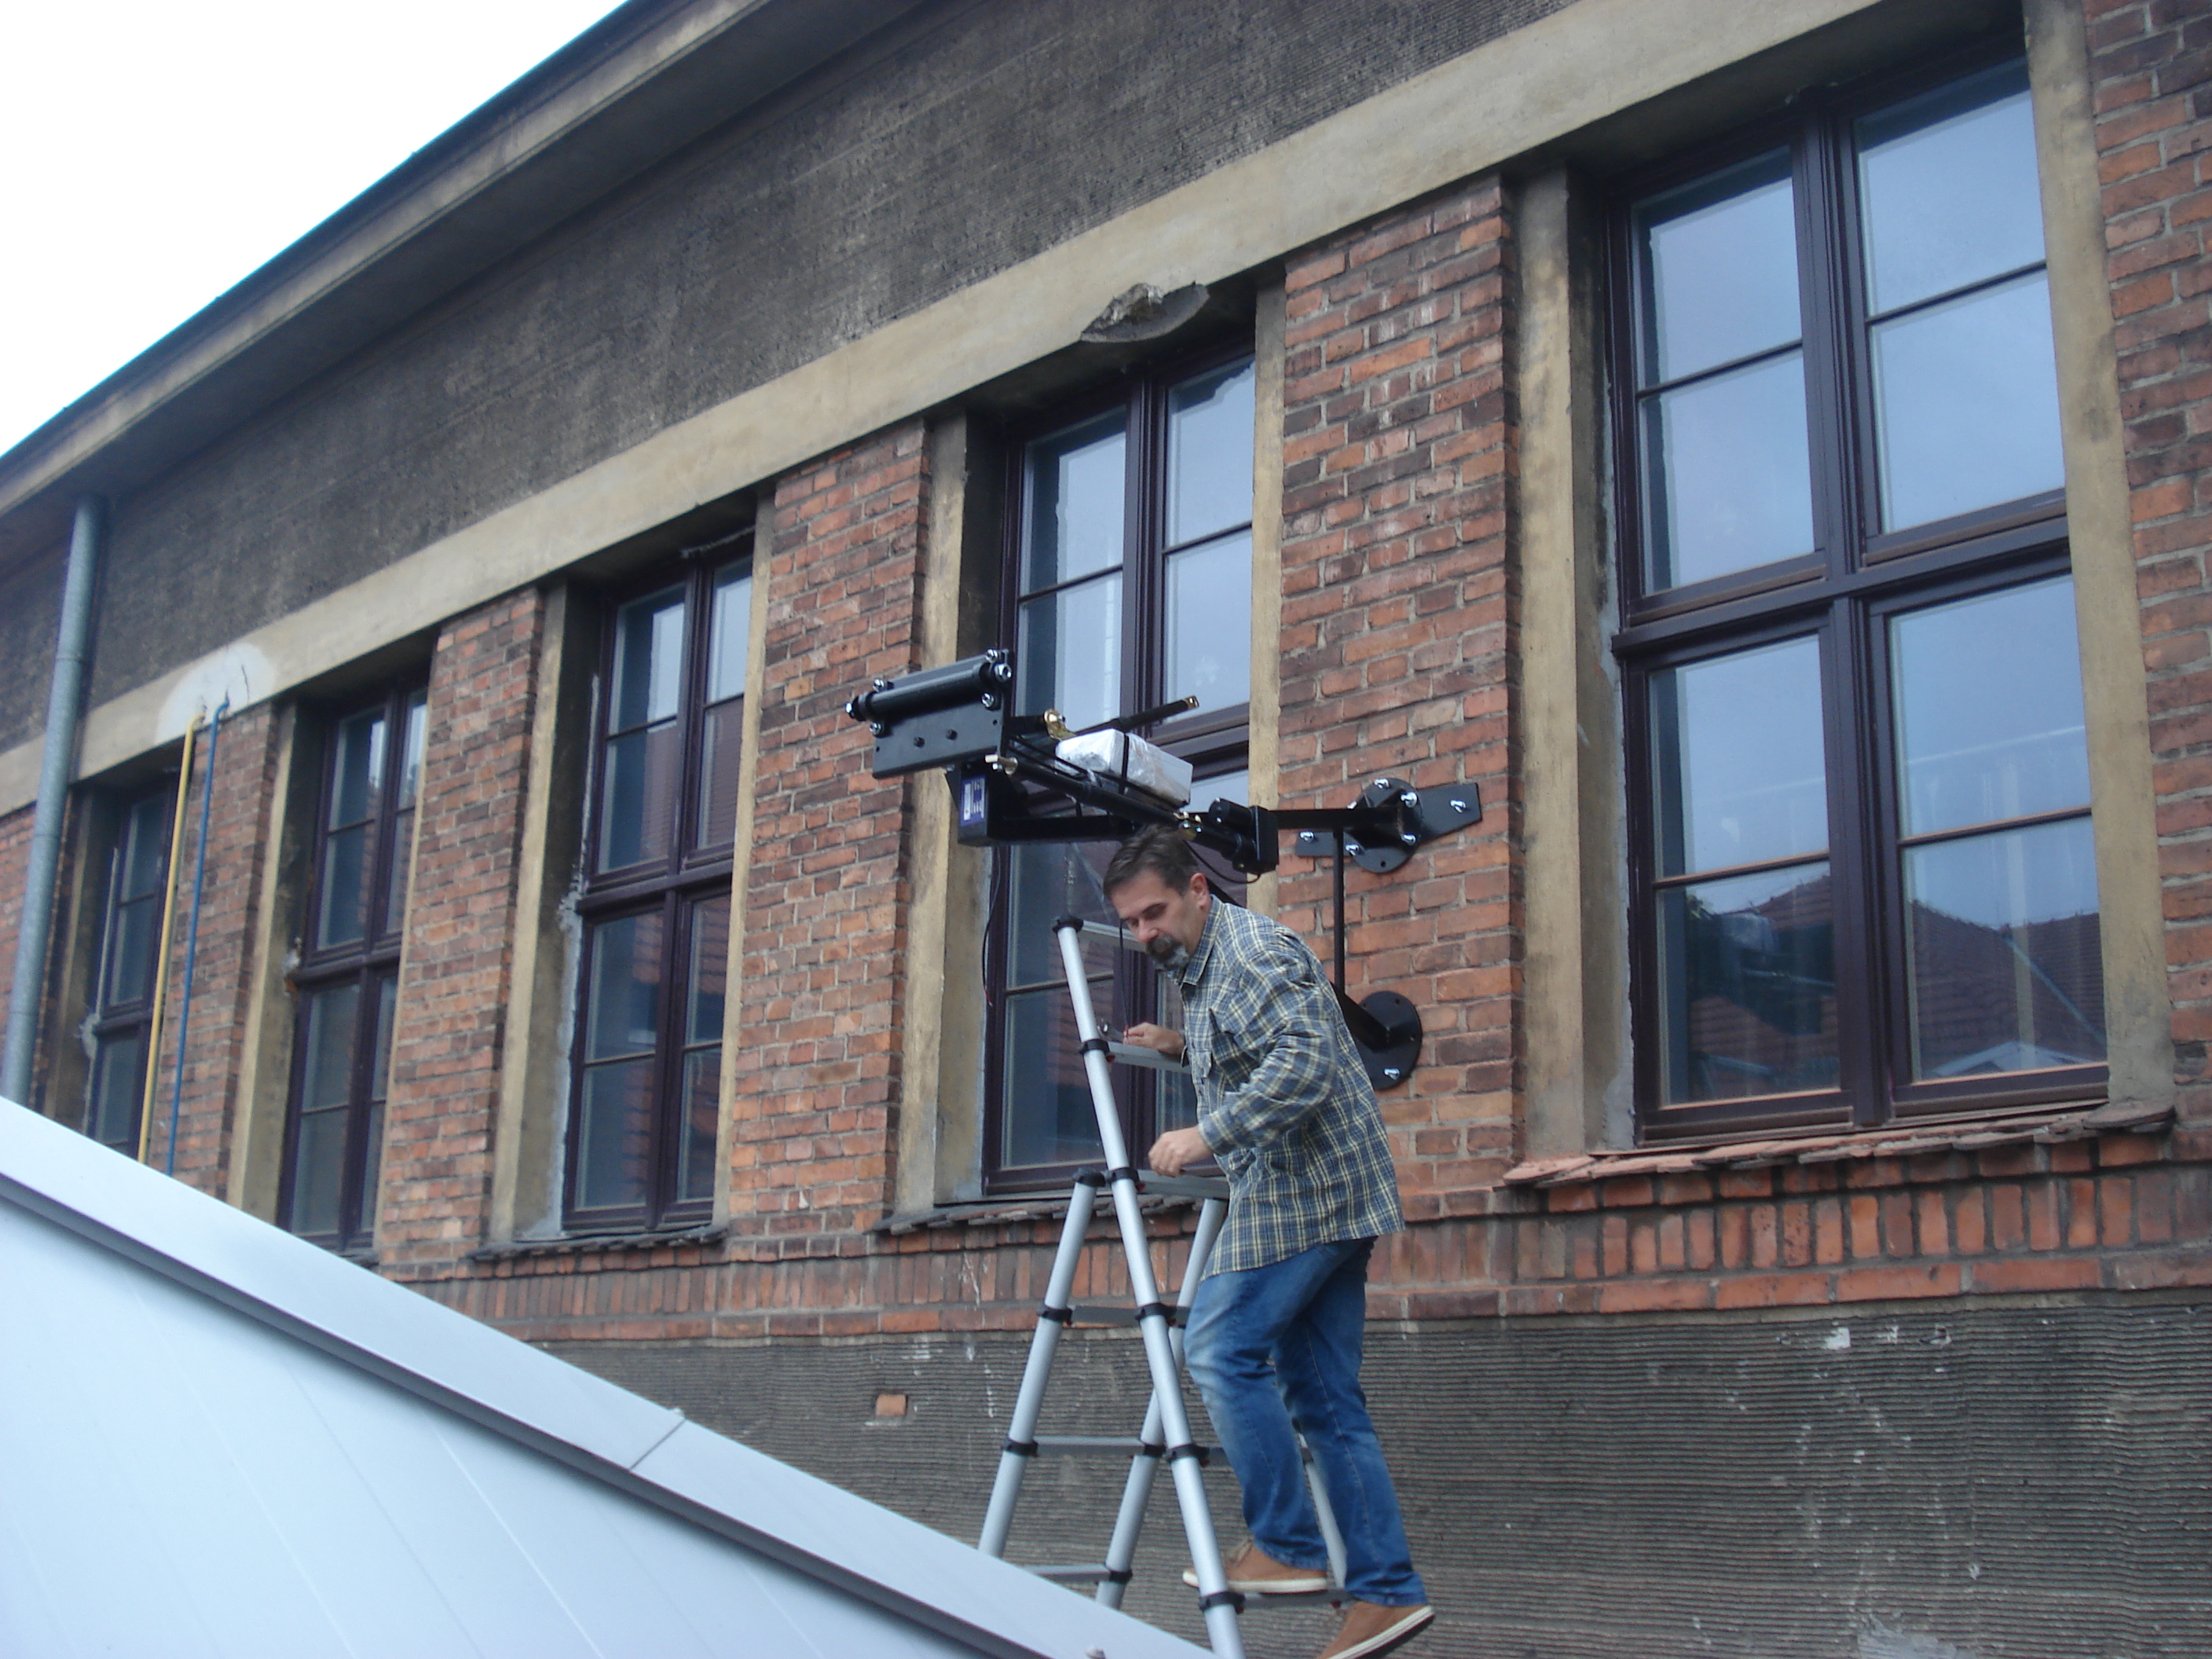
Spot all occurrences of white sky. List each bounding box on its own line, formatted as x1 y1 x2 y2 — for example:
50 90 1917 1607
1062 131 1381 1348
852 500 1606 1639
0 1 627 456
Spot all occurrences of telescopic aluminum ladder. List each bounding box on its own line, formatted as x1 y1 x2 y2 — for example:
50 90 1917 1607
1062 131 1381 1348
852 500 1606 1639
977 917 1346 1657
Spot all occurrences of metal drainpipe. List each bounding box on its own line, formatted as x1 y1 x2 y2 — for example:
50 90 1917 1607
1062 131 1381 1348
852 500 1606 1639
2 496 103 1104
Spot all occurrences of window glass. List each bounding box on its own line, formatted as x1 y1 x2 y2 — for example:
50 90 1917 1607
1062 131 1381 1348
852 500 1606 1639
1892 578 2089 836
287 981 361 1239
1636 151 1800 383
1167 360 1257 547
1644 356 1815 590
1633 152 1813 591
698 567 752 848
1652 638 1829 877
1019 576 1123 730
383 690 428 938
1871 273 2063 530
1905 820 2103 1078
1858 63 2042 315
1657 865 1837 1103
1166 529 1253 712
1857 63 2059 530
86 1032 144 1152
677 898 729 1204
1023 413 1126 590
317 706 386 950
577 910 663 1214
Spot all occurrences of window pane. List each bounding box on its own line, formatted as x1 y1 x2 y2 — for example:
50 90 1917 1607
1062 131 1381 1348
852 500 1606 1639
289 982 362 1238
576 1060 654 1213
317 822 372 950
1652 637 1828 877
106 894 160 1009
328 709 386 832
1002 985 1108 1169
355 1100 384 1241
610 586 686 732
586 911 663 1062
598 721 683 872
1894 577 2089 837
706 566 752 703
1643 351 1814 590
1657 863 1836 1103
1007 842 1118 989
299 982 361 1111
1859 62 2040 316
677 1049 720 1204
119 797 169 900
289 1110 347 1238
86 1033 143 1151
1165 530 1252 714
1023 412 1126 591
696 703 742 848
1195 770 1248 811
1167 359 1256 546
1906 818 2104 1079
1017 573 1122 729
1873 271 2063 532
368 972 397 1106
383 808 416 939
1636 150 1800 384
396 690 428 812
688 899 729 1046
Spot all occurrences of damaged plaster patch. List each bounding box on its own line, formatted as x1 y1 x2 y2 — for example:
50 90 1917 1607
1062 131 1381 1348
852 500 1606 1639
1825 1325 1853 1351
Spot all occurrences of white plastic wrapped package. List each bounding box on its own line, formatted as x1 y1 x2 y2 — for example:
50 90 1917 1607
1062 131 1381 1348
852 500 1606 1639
1054 730 1193 806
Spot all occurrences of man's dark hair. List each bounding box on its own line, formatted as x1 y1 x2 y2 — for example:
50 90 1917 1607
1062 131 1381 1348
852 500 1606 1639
1101 826 1200 896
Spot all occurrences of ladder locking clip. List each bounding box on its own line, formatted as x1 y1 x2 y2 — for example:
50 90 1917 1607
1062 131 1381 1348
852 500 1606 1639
1003 1437 1038 1457
1037 1304 1072 1324
1199 1591 1246 1613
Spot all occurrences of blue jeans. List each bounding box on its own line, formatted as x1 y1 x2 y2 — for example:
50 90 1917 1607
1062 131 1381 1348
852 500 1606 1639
1183 1237 1426 1606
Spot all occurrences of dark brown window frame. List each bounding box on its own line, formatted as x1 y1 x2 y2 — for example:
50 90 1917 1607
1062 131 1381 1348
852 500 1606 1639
281 682 427 1252
565 543 750 1235
982 339 1257 1192
1608 46 2102 1144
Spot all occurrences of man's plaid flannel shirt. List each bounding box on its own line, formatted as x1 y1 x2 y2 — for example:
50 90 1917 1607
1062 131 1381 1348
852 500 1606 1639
1174 899 1403 1276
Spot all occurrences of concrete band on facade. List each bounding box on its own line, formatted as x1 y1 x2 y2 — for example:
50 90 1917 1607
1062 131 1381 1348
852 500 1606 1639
2 0 2209 1655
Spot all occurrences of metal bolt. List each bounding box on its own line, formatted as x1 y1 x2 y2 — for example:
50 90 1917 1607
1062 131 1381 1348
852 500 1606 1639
1399 790 1418 806
1400 832 1417 847
1449 798 1470 815
1382 1067 1403 1082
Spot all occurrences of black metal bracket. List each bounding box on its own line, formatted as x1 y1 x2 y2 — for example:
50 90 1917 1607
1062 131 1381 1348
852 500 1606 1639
845 655 1486 1091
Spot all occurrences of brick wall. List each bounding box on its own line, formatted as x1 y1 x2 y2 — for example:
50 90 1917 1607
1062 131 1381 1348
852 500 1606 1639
380 590 545 1271
727 423 929 1243
1275 174 1521 1229
2093 0 2212 1126
0 802 38 1101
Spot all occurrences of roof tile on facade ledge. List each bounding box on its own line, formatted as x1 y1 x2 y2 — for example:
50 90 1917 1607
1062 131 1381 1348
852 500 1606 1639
1500 1101 2174 1188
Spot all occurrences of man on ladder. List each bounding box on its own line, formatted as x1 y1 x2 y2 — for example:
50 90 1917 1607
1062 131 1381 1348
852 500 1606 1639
1106 828 1436 1659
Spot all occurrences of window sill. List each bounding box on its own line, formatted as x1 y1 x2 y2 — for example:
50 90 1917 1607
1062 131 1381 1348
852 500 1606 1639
468 1223 725 1263
873 1189 1210 1238
1500 1099 2173 1196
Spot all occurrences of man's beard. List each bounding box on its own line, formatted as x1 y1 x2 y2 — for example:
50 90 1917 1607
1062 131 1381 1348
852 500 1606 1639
1144 934 1180 965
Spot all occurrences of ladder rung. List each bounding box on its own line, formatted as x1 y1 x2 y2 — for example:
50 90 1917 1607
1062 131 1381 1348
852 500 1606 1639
1033 1434 1222 1463
1028 1562 1130 1584
1068 1302 1188 1328
1034 1434 1150 1455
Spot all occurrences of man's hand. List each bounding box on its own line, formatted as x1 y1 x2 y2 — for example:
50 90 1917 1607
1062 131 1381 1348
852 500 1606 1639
1148 1126 1211 1177
1122 1023 1186 1063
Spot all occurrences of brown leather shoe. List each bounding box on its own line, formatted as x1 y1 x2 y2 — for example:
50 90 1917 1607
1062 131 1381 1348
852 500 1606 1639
1179 1538 1332 1593
1316 1599 1435 1659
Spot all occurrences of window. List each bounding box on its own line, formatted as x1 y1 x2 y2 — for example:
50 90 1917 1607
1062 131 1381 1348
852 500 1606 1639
987 346 1256 1187
282 687 426 1250
1613 55 2100 1141
82 789 175 1155
568 551 750 1232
